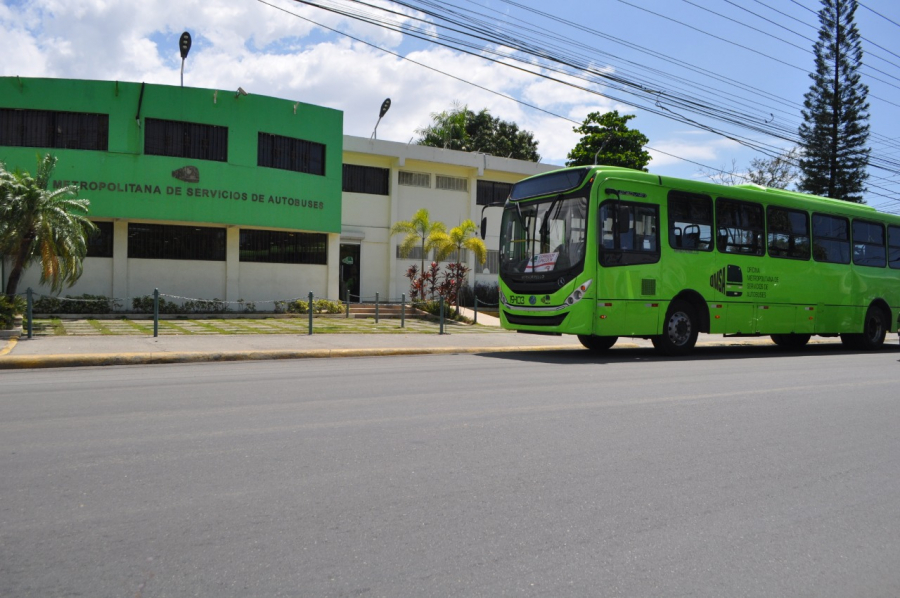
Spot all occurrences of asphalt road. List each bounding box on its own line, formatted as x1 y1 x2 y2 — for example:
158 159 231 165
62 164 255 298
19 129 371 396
2 344 900 597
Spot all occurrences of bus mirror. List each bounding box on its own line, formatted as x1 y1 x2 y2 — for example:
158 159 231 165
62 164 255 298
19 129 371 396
481 216 487 239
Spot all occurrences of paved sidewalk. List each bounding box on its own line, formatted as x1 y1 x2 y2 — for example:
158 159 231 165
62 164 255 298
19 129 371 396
1 306 890 369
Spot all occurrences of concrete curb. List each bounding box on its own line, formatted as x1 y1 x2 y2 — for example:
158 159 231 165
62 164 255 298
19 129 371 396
0 345 585 370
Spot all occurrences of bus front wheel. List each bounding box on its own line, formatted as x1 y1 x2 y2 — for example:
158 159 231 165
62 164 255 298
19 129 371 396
652 300 699 356
578 335 618 352
841 306 887 351
770 334 811 349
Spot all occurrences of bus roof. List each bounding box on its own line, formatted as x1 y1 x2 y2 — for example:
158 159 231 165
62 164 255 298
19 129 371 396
512 165 896 222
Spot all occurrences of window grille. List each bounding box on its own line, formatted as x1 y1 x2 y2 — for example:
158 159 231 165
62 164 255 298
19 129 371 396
240 229 327 265
436 175 468 192
128 223 226 261
399 171 430 188
343 164 389 195
258 132 325 176
476 180 513 206
145 118 228 162
483 250 500 273
86 221 114 258
0 108 109 151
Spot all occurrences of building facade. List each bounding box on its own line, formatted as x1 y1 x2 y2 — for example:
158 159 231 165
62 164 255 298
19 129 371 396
0 77 555 307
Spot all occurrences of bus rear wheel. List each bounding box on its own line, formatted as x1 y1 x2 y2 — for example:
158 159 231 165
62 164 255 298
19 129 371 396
841 306 887 351
652 300 699 356
770 334 811 349
578 335 618 352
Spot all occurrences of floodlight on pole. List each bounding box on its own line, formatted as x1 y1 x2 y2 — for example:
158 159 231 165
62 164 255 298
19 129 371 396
371 98 391 139
179 31 192 88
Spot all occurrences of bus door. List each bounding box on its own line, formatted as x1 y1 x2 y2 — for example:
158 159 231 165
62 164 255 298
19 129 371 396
597 196 662 336
714 198 766 334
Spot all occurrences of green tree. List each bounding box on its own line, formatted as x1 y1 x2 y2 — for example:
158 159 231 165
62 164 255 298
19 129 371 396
389 208 447 274
0 154 95 297
566 111 651 170
416 103 541 161
434 219 487 315
798 0 870 202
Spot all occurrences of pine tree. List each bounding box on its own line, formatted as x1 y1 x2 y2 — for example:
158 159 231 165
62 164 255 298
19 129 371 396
798 0 870 203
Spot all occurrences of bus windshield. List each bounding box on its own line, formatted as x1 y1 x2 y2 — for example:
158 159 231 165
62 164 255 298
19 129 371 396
500 195 588 276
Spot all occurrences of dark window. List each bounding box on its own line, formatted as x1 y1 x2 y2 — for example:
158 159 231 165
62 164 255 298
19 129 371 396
0 108 109 150
144 118 228 162
812 213 851 264
477 180 513 206
86 221 114 258
668 191 712 251
889 226 900 269
852 220 886 268
343 164 389 195
258 132 325 176
716 198 765 256
128 223 225 261
767 206 810 260
599 201 660 267
240 229 327 265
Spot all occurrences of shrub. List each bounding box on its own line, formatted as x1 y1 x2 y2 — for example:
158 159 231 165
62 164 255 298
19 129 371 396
32 293 122 315
131 295 181 314
0 295 27 329
285 299 344 314
458 283 499 308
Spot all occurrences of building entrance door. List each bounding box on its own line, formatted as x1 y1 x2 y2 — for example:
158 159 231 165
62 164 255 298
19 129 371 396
339 244 360 302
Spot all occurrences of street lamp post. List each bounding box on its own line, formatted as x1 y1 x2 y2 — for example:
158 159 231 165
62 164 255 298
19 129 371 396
179 32 192 87
370 98 391 139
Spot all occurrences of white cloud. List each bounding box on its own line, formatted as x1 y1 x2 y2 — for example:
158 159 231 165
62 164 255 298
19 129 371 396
0 0 735 167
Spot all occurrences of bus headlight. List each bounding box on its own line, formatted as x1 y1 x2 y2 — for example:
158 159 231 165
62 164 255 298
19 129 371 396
565 280 592 306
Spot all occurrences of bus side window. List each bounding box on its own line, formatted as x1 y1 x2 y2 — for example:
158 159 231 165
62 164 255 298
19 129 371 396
668 190 713 252
852 219 886 268
889 226 900 269
716 198 764 256
767 205 810 260
812 213 851 264
599 200 660 267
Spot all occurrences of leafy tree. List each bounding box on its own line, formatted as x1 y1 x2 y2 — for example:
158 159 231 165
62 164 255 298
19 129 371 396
389 208 447 275
704 148 800 189
1 154 95 297
798 0 870 202
416 103 541 161
566 110 651 170
434 219 487 314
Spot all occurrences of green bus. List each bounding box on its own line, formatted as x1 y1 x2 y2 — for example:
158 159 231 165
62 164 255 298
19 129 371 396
497 165 900 355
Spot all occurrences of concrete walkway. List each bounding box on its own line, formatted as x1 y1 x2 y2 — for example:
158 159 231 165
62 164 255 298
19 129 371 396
1 308 891 369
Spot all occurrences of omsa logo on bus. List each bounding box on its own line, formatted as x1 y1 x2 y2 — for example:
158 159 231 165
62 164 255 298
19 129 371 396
710 265 743 297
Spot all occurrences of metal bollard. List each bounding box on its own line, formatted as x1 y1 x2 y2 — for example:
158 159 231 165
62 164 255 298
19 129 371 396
474 296 478 325
153 288 159 338
375 292 379 324
439 296 445 335
26 287 33 339
345 285 350 318
401 293 406 328
308 291 314 335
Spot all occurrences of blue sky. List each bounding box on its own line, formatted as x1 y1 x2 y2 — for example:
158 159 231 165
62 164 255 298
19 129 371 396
1 0 898 207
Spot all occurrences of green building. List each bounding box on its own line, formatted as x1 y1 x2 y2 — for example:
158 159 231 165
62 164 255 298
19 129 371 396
0 77 343 305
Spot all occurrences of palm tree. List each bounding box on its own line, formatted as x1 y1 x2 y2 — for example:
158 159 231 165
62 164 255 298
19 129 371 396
389 208 447 275
1 154 95 297
434 219 487 313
